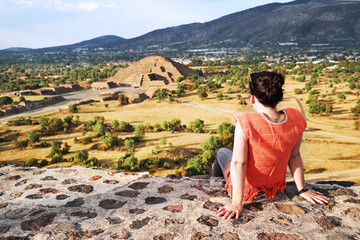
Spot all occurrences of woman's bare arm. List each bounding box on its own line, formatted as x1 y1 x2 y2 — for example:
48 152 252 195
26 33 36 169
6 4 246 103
288 134 329 204
217 121 248 220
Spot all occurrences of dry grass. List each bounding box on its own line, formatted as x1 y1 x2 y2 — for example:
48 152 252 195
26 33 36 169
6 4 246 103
1 75 360 182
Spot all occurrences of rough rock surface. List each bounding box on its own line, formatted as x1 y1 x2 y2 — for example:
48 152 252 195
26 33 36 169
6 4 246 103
0 165 360 239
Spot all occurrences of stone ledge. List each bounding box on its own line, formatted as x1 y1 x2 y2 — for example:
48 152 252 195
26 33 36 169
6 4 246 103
0 165 359 240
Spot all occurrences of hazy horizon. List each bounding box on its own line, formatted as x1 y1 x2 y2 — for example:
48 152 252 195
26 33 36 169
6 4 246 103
0 0 292 50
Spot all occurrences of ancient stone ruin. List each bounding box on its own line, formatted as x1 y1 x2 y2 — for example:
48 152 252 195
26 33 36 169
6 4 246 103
108 56 194 88
1 164 359 239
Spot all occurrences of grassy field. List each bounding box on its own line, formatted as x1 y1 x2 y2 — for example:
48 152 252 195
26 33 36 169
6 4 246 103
1 75 360 182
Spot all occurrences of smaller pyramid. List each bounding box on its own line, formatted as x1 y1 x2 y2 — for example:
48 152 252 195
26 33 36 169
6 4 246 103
108 56 194 88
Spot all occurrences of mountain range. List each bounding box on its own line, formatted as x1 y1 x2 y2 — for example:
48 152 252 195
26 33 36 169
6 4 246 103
2 0 360 54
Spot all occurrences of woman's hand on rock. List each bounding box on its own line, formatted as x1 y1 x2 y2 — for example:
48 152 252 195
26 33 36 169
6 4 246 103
300 190 329 204
217 203 243 220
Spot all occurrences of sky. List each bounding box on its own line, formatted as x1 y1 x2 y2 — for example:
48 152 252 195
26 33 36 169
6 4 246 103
0 0 292 50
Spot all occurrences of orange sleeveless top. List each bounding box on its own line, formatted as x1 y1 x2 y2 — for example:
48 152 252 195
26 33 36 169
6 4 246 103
224 108 306 203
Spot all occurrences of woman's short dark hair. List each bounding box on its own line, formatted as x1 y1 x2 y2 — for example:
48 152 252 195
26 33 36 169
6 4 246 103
249 71 284 108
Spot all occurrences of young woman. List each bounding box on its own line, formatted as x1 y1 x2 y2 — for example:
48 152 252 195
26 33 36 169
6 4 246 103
213 71 329 220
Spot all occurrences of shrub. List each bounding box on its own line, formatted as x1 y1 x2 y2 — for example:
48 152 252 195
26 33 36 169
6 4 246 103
216 93 224 100
51 153 64 164
118 121 134 132
11 117 32 126
337 94 346 100
177 77 185 82
200 135 222 166
51 140 62 154
227 88 234 94
294 88 303 94
296 75 306 82
163 162 170 169
188 119 205 133
61 142 71 154
186 157 208 175
134 125 145 139
40 140 48 148
68 104 79 113
308 101 332 115
168 96 175 103
124 138 135 150
85 157 99 167
101 133 120 149
39 159 49 167
19 96 26 102
63 116 72 125
305 83 312 91
74 150 89 163
123 155 138 170
24 158 38 167
153 89 168 101
217 122 235 149
15 140 28 149
0 96 13 106
355 119 360 130
28 131 40 144
349 82 356 90
111 119 119 130
92 121 108 136
174 157 181 164
198 89 208 100
176 83 185 97
159 137 167 145
80 136 92 144
118 94 129 105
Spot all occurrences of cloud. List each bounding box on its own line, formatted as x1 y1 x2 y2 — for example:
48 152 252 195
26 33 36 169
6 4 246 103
49 0 119 12
78 2 100 11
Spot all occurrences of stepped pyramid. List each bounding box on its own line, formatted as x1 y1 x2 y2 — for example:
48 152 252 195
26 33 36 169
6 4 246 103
108 56 194 88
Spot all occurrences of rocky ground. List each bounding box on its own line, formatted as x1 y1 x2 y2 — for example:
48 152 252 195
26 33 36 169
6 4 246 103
0 165 359 240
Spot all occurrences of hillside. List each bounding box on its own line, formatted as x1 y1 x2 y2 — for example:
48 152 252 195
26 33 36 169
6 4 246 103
2 0 360 56
111 0 360 50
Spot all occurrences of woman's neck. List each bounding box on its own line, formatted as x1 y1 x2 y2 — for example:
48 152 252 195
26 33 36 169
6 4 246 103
252 99 283 122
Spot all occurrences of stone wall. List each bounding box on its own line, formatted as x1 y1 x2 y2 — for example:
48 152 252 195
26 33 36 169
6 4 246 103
0 96 65 117
0 165 359 239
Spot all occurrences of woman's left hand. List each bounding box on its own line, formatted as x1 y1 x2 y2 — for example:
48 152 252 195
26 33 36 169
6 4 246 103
300 190 329 204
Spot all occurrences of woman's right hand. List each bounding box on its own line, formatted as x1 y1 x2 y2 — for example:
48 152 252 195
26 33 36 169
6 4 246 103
217 203 243 220
300 190 329 204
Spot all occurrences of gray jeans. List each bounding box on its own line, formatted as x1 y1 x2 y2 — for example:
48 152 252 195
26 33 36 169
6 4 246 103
212 148 232 178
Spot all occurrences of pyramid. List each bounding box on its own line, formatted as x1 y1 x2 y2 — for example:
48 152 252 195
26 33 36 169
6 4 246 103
108 56 194 88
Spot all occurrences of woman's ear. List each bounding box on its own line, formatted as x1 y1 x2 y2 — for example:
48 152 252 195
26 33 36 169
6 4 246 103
250 95 255 105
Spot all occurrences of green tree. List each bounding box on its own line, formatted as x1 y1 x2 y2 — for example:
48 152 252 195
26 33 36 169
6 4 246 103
51 140 62 154
124 138 135 150
122 155 138 170
111 119 119 130
0 96 13 106
198 89 208 100
68 104 79 113
200 136 222 166
217 122 235 149
134 125 145 139
186 157 208 175
14 140 28 149
28 131 40 144
74 150 89 163
92 121 108 136
101 133 120 149
188 119 205 133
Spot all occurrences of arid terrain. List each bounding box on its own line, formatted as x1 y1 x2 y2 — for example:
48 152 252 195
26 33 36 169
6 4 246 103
1 75 360 183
